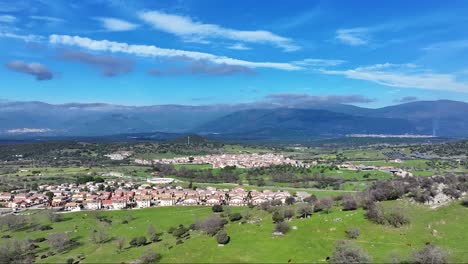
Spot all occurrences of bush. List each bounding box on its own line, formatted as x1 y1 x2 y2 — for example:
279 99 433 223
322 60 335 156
172 225 190 238
273 222 290 234
212 204 223 213
193 215 226 236
365 203 386 225
297 203 313 218
285 197 295 205
129 236 147 247
283 208 295 220
139 249 161 264
411 245 447 264
345 227 360 239
66 258 74 264
229 213 242 222
331 240 372 264
303 195 317 204
32 237 46 243
216 229 230 245
385 210 410 228
272 211 285 223
462 199 468 207
342 195 358 211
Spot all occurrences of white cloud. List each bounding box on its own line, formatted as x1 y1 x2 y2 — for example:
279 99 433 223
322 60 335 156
423 39 468 51
96 17 139 31
30 15 64 23
138 11 300 51
0 31 44 42
321 63 468 92
227 43 251 50
293 58 346 67
0 14 16 23
48 34 302 71
335 28 369 46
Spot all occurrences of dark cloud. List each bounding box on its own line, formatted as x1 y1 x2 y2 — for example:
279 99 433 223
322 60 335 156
5 60 53 80
147 60 255 76
59 50 134 77
265 93 375 106
395 96 419 103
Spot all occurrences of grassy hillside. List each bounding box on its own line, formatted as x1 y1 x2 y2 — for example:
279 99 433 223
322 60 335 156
2 201 467 263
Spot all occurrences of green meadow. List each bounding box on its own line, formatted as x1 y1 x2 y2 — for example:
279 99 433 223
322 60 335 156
2 200 467 263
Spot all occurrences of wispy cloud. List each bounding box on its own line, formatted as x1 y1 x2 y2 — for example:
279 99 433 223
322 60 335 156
30 15 65 23
49 34 302 71
265 93 375 106
321 63 468 92
59 50 134 77
138 11 300 51
227 43 251 50
423 39 468 51
335 28 369 46
293 58 346 67
0 14 16 23
0 32 44 42
395 96 419 103
96 17 139 31
147 60 255 76
5 60 53 80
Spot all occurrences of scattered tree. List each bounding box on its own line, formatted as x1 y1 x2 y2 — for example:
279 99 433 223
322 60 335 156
273 221 290 234
284 208 295 220
129 236 147 247
342 195 358 211
229 212 243 222
272 211 285 223
211 204 223 213
139 249 161 264
411 245 447 264
216 229 230 245
48 232 72 252
345 227 360 239
320 196 333 214
285 197 295 205
331 240 371 264
297 203 313 218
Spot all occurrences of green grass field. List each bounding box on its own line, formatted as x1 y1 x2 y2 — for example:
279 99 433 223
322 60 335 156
2 200 467 263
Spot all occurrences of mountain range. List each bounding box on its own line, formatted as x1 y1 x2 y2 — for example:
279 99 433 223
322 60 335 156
1 99 467 141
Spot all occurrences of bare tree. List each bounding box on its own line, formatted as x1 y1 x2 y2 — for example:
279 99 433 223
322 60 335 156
331 240 371 264
411 245 447 264
48 232 72 252
297 203 313 218
320 196 333 214
116 237 126 253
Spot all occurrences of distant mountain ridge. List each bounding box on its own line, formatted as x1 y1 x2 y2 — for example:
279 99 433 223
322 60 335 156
1 99 468 140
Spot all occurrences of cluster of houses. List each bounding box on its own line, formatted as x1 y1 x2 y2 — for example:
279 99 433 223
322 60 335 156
0 180 293 211
134 153 304 168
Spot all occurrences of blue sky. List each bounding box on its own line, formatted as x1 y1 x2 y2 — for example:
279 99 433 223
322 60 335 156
1 0 468 107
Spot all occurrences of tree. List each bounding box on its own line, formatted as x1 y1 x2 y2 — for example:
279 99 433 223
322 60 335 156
211 204 223 213
273 222 290 234
216 229 230 245
98 184 105 191
0 239 35 263
116 237 125 253
272 211 285 223
46 210 64 223
129 236 147 247
48 232 72 252
297 203 313 218
193 215 226 236
342 195 358 211
257 178 266 186
284 208 295 220
365 202 386 225
105 185 112 192
411 245 447 264
139 249 161 264
320 196 333 214
345 227 360 239
331 240 371 264
229 212 243 222
304 195 317 204
45 191 54 204
285 197 295 205
90 226 109 244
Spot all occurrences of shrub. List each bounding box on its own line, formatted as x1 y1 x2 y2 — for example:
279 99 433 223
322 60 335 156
385 210 410 228
212 205 223 213
285 197 295 205
271 199 283 206
273 222 290 234
345 227 360 239
331 240 372 264
297 203 313 218
193 215 226 236
139 249 161 264
150 233 161 242
172 225 189 238
283 208 295 220
411 245 447 264
365 203 386 225
216 229 230 245
38 225 53 231
272 211 285 223
462 199 468 207
229 213 242 222
32 237 46 243
129 236 147 247
342 195 358 211
304 195 317 204
66 258 74 264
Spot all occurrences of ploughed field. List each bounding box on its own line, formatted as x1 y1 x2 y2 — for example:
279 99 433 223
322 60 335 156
1 201 467 263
